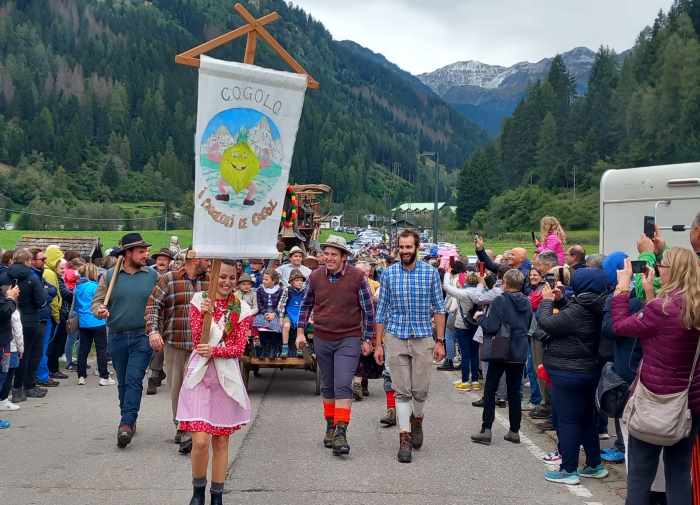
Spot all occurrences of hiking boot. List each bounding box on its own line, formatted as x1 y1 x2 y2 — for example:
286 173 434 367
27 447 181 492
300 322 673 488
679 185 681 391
49 371 69 379
117 424 133 448
25 387 47 398
179 433 193 454
323 418 334 448
37 378 59 387
529 405 551 419
332 423 350 456
472 397 485 408
361 378 369 397
11 388 26 403
471 429 492 445
410 415 424 449
380 408 396 427
504 431 521 444
352 382 363 401
397 432 412 463
146 377 159 395
437 359 456 371
537 420 555 433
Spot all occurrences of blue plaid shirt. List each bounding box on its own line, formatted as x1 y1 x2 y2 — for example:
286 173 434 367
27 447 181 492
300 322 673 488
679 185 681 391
376 261 446 338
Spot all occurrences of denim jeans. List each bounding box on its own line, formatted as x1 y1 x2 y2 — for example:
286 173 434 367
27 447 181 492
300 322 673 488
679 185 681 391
64 330 79 367
455 325 479 383
626 431 693 505
36 319 53 382
444 327 457 361
526 344 542 405
549 369 601 473
109 331 153 427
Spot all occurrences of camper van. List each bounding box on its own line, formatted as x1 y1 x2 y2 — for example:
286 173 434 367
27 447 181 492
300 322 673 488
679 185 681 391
600 162 700 257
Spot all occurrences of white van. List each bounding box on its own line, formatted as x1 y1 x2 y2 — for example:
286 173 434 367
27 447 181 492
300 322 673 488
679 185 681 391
600 163 700 257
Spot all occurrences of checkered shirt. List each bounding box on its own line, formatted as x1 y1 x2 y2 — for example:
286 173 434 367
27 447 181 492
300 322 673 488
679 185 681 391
375 261 446 338
144 269 208 351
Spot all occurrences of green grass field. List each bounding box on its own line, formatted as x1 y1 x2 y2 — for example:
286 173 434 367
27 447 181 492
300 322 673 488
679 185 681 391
0 229 193 252
0 228 599 257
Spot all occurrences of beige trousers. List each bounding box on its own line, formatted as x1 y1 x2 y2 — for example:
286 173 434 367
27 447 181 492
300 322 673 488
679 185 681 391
164 344 191 425
384 333 434 404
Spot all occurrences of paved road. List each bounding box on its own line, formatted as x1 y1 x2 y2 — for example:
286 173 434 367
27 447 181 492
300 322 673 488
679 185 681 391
0 363 627 505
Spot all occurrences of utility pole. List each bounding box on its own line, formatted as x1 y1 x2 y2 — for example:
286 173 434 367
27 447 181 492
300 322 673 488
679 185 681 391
420 151 439 242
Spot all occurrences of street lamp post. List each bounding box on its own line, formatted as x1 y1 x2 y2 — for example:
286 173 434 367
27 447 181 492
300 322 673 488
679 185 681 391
420 151 439 243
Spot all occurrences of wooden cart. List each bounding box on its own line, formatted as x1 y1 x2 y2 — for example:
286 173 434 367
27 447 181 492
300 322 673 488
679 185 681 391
239 336 320 395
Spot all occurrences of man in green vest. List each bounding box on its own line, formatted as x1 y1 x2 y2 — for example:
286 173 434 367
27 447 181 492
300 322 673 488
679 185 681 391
92 233 158 449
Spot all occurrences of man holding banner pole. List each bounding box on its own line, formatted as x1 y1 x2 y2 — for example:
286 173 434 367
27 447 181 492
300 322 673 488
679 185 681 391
296 235 375 457
92 233 158 449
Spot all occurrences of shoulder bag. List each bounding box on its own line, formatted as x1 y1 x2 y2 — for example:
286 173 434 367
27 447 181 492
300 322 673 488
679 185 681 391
622 337 700 446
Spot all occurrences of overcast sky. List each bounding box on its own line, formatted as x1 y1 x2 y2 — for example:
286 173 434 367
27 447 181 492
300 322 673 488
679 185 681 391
290 0 672 74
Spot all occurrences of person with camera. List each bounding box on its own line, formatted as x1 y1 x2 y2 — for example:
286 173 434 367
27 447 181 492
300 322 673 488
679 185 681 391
91 233 159 449
612 249 700 505
470 269 532 446
537 267 610 485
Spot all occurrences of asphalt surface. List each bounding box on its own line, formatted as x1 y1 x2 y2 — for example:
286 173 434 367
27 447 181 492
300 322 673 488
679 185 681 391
0 363 627 505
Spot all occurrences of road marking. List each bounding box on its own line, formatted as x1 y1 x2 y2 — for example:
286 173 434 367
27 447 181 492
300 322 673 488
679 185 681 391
447 372 605 505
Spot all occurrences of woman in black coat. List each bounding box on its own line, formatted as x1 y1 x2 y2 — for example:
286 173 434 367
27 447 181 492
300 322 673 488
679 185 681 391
537 268 609 485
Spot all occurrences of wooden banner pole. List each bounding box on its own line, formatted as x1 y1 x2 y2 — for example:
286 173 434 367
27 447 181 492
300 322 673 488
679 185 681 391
200 259 222 345
103 255 124 307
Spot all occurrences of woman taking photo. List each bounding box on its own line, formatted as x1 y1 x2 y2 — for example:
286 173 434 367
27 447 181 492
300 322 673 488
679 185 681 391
177 261 254 505
537 267 609 485
612 248 700 505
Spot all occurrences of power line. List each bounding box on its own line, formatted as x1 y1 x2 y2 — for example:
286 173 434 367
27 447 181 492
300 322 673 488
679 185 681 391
0 206 159 221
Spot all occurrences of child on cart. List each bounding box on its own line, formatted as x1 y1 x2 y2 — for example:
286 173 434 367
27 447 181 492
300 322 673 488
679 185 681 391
235 273 259 355
252 271 283 359
278 269 306 358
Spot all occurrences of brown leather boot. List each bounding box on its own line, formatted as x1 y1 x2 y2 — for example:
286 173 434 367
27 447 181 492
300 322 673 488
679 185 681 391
410 415 424 449
146 377 158 395
397 432 412 463
380 408 396 427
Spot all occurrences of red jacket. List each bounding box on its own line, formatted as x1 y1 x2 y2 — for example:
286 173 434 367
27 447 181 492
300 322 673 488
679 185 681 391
612 291 700 416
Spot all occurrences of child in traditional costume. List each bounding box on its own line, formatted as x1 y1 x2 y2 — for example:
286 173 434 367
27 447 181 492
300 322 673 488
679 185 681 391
177 261 253 505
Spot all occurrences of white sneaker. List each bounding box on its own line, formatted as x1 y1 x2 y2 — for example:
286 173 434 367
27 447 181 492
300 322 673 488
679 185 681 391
99 377 116 386
77 377 87 385
94 367 100 377
0 399 20 411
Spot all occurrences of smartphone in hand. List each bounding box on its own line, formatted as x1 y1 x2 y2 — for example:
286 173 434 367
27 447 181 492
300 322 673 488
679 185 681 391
631 260 648 274
644 216 655 240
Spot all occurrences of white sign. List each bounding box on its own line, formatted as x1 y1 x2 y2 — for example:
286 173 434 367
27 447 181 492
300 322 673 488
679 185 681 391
193 55 308 259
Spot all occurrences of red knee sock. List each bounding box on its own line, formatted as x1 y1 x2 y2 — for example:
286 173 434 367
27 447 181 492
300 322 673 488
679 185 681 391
386 390 396 409
323 401 335 422
334 406 351 426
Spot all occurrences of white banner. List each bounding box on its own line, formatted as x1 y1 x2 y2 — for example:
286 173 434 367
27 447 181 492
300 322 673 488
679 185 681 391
192 55 308 259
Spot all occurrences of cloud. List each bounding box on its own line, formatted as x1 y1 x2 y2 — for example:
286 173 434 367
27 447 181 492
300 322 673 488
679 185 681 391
291 0 671 73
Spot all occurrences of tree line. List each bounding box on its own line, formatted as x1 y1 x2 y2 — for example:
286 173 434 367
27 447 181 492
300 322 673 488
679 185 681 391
457 0 700 234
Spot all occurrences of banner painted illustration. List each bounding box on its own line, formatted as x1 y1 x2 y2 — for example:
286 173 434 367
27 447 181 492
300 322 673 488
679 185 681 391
193 55 308 259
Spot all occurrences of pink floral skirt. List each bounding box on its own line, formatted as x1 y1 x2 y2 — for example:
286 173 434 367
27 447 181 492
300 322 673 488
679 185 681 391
176 356 251 436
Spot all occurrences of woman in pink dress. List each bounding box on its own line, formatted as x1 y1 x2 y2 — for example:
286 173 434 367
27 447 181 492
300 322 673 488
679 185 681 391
177 261 253 505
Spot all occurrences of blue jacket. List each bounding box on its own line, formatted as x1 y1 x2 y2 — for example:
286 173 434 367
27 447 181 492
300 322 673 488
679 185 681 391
74 277 105 329
480 291 532 364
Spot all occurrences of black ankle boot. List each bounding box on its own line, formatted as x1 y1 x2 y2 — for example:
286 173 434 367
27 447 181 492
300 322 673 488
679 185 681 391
210 492 223 505
188 486 205 505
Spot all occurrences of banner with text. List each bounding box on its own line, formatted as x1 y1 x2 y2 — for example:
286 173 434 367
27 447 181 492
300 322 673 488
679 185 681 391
193 55 308 259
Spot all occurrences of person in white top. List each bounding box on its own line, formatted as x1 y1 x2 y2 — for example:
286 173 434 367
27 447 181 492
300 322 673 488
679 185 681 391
0 284 23 412
276 246 311 286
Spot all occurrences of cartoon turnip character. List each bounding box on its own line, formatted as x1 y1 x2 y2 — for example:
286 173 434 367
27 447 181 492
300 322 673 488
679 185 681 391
216 131 260 206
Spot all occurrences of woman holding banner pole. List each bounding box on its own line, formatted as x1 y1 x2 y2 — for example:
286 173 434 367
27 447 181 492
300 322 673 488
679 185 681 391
176 260 253 505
